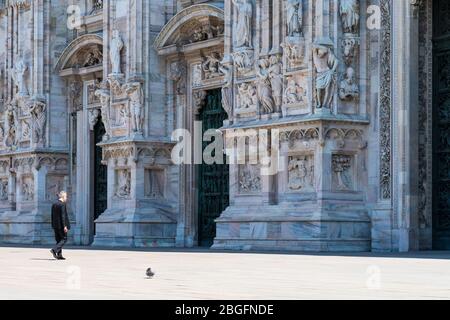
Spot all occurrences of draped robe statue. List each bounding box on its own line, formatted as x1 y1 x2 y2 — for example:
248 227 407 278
339 0 360 34
232 0 253 48
286 0 303 37
110 30 124 74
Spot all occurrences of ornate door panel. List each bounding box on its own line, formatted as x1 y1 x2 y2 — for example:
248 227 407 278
433 0 450 249
198 89 229 247
94 118 107 223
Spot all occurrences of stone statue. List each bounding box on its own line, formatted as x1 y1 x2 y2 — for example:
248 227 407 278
89 108 100 129
313 40 338 109
268 55 283 110
95 85 111 140
232 0 253 48
126 82 144 134
218 61 233 117
169 61 186 95
0 180 8 201
12 59 28 96
110 30 124 74
339 0 360 34
29 99 47 146
339 67 359 101
256 59 275 114
4 101 18 148
286 0 303 37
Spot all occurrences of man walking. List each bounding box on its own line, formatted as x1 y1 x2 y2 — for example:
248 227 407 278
50 191 70 260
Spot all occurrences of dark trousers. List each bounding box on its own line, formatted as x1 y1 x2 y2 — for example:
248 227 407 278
52 229 67 256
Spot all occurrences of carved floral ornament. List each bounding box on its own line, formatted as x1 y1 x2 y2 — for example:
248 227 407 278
11 155 68 172
102 144 173 165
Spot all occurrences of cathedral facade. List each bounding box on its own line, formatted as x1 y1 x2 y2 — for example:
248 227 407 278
0 0 446 252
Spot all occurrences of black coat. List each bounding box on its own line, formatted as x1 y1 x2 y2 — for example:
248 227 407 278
51 201 71 231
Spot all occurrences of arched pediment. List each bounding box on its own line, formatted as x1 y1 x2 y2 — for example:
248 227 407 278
55 34 103 73
154 4 224 55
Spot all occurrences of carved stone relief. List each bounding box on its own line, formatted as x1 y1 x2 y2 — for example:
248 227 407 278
21 175 34 201
145 169 165 199
288 155 314 192
201 52 224 80
239 164 261 193
332 154 354 191
236 82 257 111
339 67 359 101
46 175 66 201
115 169 131 199
0 179 8 201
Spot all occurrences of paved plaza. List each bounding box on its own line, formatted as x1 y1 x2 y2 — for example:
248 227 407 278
1 246 450 300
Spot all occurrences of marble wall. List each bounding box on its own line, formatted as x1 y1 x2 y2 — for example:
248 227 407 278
0 0 435 252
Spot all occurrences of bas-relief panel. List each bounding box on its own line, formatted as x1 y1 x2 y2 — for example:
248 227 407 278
145 168 165 199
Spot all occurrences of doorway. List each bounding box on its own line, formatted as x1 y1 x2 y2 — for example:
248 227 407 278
197 89 229 247
433 0 450 249
93 117 107 231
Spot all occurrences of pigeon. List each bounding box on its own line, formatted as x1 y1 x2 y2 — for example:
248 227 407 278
146 268 155 278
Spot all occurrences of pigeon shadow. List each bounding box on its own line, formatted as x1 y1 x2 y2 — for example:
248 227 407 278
30 258 57 261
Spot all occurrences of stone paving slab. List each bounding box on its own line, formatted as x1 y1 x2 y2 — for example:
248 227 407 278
1 247 450 300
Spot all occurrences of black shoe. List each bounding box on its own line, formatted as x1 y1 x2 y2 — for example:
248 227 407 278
50 249 58 259
57 256 66 260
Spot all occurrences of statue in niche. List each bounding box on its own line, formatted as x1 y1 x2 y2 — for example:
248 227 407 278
12 59 28 97
232 0 253 48
218 61 233 117
286 0 303 37
126 82 144 134
339 0 360 34
268 55 283 110
256 58 275 113
201 52 223 79
169 61 186 95
4 101 18 148
110 30 124 75
95 85 111 140
313 40 339 109
339 67 359 101
116 170 131 198
29 99 47 145
0 180 8 201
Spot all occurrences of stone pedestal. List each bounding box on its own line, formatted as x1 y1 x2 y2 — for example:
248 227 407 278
92 141 177 247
